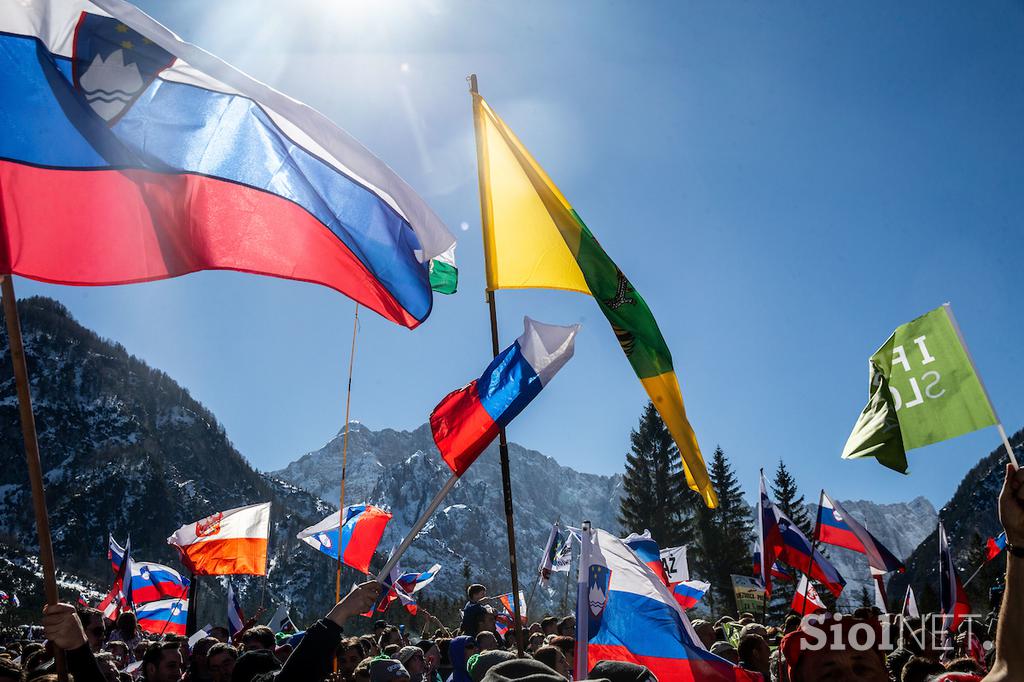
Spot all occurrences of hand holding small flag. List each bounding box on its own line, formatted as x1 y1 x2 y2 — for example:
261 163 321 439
328 581 381 627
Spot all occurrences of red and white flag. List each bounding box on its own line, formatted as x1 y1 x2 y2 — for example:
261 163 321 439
791 575 826 614
167 502 271 575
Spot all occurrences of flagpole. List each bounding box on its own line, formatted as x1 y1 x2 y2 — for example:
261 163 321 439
336 303 360 604
377 474 460 581
0 276 67 681
963 559 987 587
468 73 526 657
944 303 1018 468
186 573 200 637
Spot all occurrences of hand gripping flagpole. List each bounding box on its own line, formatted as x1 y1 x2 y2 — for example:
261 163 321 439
1 275 68 681
469 73 526 657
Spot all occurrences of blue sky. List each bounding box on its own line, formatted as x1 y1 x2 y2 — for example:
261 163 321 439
17 0 1023 509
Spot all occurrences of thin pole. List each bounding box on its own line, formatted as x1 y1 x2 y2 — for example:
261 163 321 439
377 474 460 581
336 304 360 603
469 72 526 658
964 559 987 587
574 521 591 681
0 276 67 681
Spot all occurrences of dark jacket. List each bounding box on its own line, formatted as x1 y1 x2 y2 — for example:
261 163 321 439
276 618 343 682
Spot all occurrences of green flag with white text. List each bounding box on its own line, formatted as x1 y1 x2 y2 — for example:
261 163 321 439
842 304 997 473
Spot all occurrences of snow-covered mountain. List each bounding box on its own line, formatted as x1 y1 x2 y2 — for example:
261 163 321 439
271 421 624 613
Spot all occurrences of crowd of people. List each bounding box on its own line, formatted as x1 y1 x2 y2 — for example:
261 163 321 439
0 464 1020 682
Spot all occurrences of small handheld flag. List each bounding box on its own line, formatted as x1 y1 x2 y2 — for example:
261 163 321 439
297 504 392 574
902 586 920 619
792 575 826 614
539 522 572 587
671 580 710 610
167 502 271 576
938 522 970 633
842 304 1016 472
130 561 190 603
986 532 1007 562
137 598 188 636
109 534 126 574
430 317 579 476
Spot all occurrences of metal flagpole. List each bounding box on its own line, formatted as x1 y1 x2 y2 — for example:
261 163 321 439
377 474 460 580
336 304 360 604
1 275 67 681
468 72 526 658
801 491 824 617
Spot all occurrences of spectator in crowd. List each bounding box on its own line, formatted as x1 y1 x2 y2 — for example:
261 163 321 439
474 632 497 653
75 607 104 654
445 635 477 682
108 612 141 655
466 651 515 682
540 618 557 637
241 626 276 652
206 642 237 682
397 646 427 682
416 639 442 682
142 641 183 682
533 646 571 679
737 632 771 680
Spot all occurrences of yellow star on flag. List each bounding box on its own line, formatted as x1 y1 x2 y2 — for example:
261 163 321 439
115 23 129 33
120 40 133 50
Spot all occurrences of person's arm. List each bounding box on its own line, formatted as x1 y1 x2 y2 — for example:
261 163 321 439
276 581 380 682
983 463 1024 682
41 603 107 682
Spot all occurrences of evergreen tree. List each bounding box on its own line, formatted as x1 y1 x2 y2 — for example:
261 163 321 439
859 586 872 608
618 402 694 548
693 446 754 613
771 459 814 539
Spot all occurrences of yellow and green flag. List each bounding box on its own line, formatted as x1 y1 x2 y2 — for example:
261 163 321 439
472 94 717 508
842 304 998 473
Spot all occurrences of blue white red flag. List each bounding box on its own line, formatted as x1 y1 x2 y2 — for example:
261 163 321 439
297 504 392 574
623 531 670 585
137 598 188 636
670 580 709 610
817 491 904 574
99 535 133 620
388 564 442 615
986 532 1007 562
577 527 760 682
77 594 90 608
131 561 189 603
109 534 126 574
0 0 453 329
759 473 846 597
938 522 970 633
751 542 793 586
539 523 573 586
430 318 578 476
227 582 245 637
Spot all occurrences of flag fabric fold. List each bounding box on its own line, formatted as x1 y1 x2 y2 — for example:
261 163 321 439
430 316 579 476
539 522 573 586
297 504 392 574
577 527 760 682
817 491 905 574
623 531 671 585
473 94 717 508
227 582 245 638
167 502 271 576
842 304 998 473
0 0 454 329
902 586 920 619
109 534 126 574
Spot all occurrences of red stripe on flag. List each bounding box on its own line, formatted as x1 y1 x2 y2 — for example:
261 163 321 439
430 380 499 476
0 161 419 328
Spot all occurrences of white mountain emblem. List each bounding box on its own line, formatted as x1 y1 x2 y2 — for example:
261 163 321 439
78 50 144 121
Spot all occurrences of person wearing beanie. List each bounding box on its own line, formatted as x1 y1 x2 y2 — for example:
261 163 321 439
445 636 478 682
588 660 656 682
370 657 412 682
478 658 565 682
467 650 516 682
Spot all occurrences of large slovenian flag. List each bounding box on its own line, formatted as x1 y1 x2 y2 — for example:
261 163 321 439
296 504 392 574
430 317 579 476
577 527 760 682
130 561 190 603
167 502 271 576
137 598 188 636
817 491 905 574
0 0 453 329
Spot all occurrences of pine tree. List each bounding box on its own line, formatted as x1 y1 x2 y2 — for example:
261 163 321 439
618 402 694 548
693 446 753 613
771 459 814 539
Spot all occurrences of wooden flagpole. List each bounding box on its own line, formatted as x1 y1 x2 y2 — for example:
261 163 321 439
336 304 360 604
468 73 526 657
1 275 67 681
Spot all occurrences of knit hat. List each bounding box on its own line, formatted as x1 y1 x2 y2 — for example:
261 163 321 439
467 650 516 682
479 659 565 682
588 660 656 682
370 657 412 682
